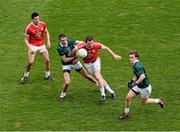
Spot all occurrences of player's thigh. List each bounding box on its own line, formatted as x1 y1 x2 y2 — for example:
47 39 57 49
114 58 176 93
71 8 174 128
41 50 50 62
93 58 101 72
73 61 83 71
140 85 152 99
63 72 70 84
126 89 137 100
28 50 36 64
141 98 148 105
79 67 90 77
84 64 94 75
93 69 103 81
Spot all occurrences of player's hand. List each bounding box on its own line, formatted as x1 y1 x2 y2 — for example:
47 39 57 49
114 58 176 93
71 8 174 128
128 80 137 89
29 48 35 54
72 56 78 64
113 54 122 61
47 42 51 49
72 47 78 56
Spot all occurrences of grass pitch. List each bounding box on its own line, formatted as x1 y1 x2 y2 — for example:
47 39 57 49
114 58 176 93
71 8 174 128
0 0 180 131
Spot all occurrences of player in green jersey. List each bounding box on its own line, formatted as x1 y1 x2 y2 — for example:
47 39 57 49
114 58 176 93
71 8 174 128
57 33 97 101
119 51 164 120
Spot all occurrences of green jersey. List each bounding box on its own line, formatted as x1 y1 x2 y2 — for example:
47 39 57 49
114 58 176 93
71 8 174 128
133 61 150 88
57 39 76 65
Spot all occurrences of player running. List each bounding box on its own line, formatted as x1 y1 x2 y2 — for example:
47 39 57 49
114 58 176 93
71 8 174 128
76 35 122 101
119 51 164 120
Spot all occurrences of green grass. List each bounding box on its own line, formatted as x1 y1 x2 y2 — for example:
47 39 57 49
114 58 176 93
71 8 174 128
0 0 180 130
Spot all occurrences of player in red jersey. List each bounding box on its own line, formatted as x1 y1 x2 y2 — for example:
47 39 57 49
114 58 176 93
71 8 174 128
21 12 54 84
76 35 122 101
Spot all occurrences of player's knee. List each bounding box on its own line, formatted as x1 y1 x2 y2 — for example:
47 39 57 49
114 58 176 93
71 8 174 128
45 59 50 64
94 74 100 80
141 100 147 105
84 74 91 79
125 96 132 102
64 80 70 86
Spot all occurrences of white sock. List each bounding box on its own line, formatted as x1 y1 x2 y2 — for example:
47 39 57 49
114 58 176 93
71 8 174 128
45 71 50 78
154 99 160 103
124 107 129 114
104 85 114 94
99 87 105 96
24 71 30 77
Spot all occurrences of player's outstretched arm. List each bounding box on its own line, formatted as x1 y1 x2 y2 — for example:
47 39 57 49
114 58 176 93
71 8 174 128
75 40 84 45
101 44 122 61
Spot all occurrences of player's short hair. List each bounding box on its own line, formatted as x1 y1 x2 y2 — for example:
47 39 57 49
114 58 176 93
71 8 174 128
85 35 94 43
59 33 66 40
31 12 39 19
129 51 139 58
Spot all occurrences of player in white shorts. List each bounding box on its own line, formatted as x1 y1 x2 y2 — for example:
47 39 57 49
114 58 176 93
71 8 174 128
21 12 54 84
76 35 122 102
57 33 97 101
119 51 164 120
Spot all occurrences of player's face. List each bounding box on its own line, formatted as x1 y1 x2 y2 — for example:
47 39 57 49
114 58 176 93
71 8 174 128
129 54 137 64
86 40 94 49
32 16 40 25
60 37 68 45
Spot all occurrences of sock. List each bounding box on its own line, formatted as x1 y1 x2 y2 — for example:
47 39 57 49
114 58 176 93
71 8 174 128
45 71 50 78
104 85 114 94
24 71 30 77
124 107 129 114
99 87 105 96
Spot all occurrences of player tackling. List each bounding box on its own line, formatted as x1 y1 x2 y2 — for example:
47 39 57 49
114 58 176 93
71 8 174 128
57 33 98 101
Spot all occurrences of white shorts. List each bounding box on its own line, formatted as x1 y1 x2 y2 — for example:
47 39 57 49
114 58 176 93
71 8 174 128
132 85 152 98
29 44 47 53
62 61 83 71
84 57 101 75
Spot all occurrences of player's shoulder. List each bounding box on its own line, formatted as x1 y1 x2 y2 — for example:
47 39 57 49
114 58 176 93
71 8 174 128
39 21 47 28
94 42 103 46
25 22 32 29
24 23 33 33
134 61 144 69
93 42 102 49
57 43 63 51
57 43 62 48
67 39 76 44
77 42 86 49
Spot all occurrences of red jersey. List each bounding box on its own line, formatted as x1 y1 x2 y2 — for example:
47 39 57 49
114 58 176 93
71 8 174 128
78 42 102 63
25 22 46 46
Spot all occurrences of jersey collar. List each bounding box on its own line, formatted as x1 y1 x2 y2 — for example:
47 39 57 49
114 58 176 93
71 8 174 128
31 22 39 28
133 59 139 65
59 43 68 47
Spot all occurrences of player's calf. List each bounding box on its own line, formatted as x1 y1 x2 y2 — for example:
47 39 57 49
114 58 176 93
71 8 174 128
158 98 164 108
